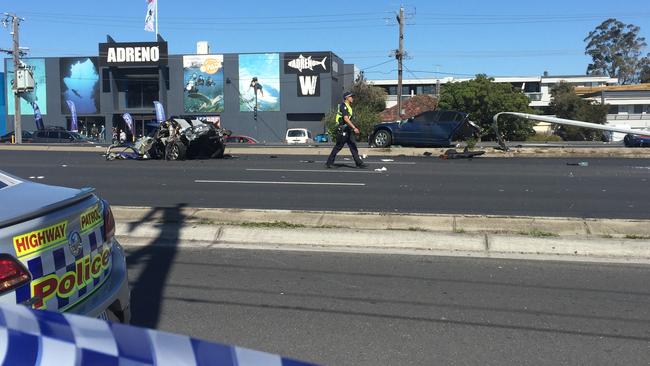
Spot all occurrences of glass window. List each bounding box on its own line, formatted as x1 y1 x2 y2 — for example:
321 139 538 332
414 111 440 123
524 82 541 93
634 105 644 114
440 111 462 121
388 86 397 95
124 77 159 109
288 130 305 137
47 131 59 139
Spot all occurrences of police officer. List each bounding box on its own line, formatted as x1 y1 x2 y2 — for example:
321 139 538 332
326 92 367 168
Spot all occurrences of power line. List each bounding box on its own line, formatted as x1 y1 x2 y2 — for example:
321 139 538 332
20 10 390 21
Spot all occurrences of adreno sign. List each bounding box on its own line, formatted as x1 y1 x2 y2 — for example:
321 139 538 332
99 42 168 67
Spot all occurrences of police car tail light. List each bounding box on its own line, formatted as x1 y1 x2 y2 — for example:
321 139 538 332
0 255 31 294
102 201 116 242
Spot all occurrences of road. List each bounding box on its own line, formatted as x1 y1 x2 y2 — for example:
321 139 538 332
1 150 648 219
125 246 650 366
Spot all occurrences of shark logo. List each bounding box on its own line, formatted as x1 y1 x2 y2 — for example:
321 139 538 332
287 55 327 73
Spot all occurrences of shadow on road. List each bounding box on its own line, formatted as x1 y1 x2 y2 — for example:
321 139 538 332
125 204 186 328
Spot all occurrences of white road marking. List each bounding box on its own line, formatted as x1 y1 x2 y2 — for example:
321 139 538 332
246 168 381 174
195 180 365 186
309 160 416 165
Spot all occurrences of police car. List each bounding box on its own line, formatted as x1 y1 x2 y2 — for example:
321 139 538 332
0 171 130 322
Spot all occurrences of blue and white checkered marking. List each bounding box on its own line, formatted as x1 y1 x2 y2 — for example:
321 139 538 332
0 303 318 366
22 226 111 312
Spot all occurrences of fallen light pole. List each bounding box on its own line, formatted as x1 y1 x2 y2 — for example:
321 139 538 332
492 112 650 151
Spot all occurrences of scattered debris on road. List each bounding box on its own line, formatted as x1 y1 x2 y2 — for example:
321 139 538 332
439 148 486 159
567 162 589 167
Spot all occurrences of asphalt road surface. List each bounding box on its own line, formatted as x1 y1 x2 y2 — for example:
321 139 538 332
125 246 650 366
1 150 649 219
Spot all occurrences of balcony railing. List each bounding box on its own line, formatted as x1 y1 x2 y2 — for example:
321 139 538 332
607 113 650 120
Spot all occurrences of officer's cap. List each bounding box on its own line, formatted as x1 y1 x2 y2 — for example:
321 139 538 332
343 92 354 99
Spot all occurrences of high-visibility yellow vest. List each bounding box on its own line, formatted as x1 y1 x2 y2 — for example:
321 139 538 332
335 102 353 124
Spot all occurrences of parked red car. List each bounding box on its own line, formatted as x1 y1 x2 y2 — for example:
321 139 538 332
225 135 259 144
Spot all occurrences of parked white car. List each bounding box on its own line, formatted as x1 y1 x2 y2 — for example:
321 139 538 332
285 128 313 144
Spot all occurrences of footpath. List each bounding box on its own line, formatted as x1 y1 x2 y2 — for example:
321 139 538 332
112 206 650 264
2 143 650 158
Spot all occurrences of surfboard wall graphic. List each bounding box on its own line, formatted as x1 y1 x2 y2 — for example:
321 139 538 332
238 53 281 112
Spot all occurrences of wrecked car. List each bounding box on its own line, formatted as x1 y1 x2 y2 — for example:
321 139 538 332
107 118 231 161
368 110 480 148
623 133 650 147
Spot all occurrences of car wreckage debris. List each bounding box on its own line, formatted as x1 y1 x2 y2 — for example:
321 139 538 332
438 148 486 159
105 117 231 161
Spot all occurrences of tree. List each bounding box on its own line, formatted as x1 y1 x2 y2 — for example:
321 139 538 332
548 82 609 141
321 78 387 141
437 74 535 141
585 18 650 84
641 62 650 83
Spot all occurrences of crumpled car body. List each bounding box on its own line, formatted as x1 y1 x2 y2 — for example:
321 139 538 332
369 110 480 148
145 118 231 160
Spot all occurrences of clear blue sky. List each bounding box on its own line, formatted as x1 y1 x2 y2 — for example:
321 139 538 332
2 0 649 79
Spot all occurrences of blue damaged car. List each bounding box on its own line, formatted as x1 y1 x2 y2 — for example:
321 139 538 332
369 110 480 148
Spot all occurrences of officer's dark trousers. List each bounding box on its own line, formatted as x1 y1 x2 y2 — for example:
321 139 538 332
326 129 363 166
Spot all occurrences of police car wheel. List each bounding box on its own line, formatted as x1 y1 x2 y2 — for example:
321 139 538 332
374 130 392 148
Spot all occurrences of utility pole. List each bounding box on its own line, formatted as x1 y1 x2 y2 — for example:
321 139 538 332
396 6 404 119
1 13 24 143
11 14 21 144
435 65 441 99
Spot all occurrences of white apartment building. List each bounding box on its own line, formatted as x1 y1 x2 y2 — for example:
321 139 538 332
369 74 650 130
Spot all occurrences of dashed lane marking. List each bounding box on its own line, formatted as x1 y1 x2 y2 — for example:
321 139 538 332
246 168 381 174
195 180 366 186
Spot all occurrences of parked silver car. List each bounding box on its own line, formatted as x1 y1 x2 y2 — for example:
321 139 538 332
0 171 130 322
32 129 93 144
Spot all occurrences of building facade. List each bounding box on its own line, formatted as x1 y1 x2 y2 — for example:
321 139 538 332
3 38 356 142
0 72 5 136
370 74 619 110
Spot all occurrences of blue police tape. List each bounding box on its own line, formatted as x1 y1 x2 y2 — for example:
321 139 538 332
0 303 317 366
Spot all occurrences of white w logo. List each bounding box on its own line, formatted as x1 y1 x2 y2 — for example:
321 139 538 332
299 75 318 96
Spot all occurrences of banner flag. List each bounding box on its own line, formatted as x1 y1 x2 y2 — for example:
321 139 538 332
122 113 135 135
145 0 156 32
153 101 165 124
66 100 78 132
31 102 44 131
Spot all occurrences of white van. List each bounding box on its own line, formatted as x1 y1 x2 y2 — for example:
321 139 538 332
285 128 313 144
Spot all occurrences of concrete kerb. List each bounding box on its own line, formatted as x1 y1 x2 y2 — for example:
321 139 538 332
112 206 650 263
